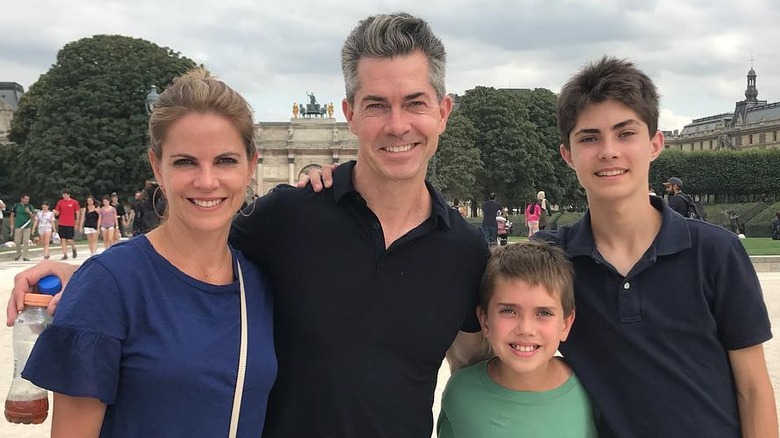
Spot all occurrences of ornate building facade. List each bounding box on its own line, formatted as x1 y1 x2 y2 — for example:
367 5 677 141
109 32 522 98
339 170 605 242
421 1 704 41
0 82 24 144
664 68 780 151
253 116 358 194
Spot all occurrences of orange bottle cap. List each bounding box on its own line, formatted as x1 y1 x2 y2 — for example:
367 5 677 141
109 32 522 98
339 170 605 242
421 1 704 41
24 293 53 307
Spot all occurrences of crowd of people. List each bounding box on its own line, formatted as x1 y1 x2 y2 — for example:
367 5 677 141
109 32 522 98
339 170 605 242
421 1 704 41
0 186 162 260
2 11 778 438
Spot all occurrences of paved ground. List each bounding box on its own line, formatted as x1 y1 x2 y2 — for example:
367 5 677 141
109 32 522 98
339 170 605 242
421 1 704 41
0 258 778 436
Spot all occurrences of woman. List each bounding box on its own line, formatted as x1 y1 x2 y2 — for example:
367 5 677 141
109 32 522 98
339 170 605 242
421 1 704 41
23 69 276 437
524 199 541 237
537 190 549 230
98 196 118 250
32 201 55 259
80 195 100 255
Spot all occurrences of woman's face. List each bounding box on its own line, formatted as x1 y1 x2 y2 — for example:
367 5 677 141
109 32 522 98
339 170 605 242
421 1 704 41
102 198 110 207
41 204 49 211
150 112 256 235
87 197 94 206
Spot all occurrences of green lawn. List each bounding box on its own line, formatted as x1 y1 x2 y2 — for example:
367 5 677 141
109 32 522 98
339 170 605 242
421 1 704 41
739 238 780 255
507 236 780 256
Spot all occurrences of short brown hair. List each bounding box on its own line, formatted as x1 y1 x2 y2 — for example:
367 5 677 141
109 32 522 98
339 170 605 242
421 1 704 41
148 68 256 159
479 241 574 316
557 56 659 149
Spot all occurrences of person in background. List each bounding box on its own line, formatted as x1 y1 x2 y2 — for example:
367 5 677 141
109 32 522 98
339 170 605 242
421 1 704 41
438 242 596 437
0 198 6 242
662 177 688 217
32 201 55 260
80 195 100 256
130 191 144 236
482 193 503 248
53 189 81 260
771 211 780 240
524 199 541 237
20 68 276 437
111 192 128 241
98 195 118 250
536 191 549 230
10 194 34 261
453 198 467 218
495 212 508 247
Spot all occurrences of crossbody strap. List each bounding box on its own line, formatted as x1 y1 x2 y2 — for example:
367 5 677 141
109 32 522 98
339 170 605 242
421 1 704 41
228 260 248 438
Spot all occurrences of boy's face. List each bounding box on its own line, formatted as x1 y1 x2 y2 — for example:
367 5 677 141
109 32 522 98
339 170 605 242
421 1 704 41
477 277 574 386
560 100 663 206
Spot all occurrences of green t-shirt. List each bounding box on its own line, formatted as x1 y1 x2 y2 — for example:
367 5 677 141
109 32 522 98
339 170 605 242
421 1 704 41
13 203 35 228
438 359 597 438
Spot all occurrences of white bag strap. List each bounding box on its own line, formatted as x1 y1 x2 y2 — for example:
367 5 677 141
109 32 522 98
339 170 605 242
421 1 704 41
228 260 248 438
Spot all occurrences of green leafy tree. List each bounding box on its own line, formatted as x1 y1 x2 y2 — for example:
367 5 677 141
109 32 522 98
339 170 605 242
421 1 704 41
428 111 482 200
8 35 197 202
458 87 574 210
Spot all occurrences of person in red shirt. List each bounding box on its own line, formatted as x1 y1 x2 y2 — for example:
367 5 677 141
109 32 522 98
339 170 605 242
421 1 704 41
54 188 81 260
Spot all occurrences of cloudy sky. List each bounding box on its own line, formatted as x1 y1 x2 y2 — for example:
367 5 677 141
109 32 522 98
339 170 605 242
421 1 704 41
4 0 779 132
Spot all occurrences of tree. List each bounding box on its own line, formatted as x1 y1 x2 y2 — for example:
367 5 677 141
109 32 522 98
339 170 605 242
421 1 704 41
427 111 481 200
458 87 563 209
7 35 198 202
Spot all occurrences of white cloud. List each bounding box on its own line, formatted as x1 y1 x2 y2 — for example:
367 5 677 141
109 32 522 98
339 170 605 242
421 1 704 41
4 0 779 129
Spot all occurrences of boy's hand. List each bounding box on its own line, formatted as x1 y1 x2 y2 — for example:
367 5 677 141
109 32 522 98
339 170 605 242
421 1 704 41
295 163 338 193
6 261 78 326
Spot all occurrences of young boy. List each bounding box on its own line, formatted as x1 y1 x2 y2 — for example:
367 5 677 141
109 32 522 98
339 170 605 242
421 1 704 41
438 242 597 437
536 57 777 437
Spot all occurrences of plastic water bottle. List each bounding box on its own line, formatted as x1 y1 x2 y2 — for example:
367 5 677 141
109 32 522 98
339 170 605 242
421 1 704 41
4 275 61 424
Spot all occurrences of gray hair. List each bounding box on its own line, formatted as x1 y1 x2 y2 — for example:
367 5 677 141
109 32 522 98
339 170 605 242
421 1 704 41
341 12 447 105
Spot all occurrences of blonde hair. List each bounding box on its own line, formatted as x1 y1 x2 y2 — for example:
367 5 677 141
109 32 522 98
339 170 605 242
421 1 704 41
148 68 256 159
537 191 545 200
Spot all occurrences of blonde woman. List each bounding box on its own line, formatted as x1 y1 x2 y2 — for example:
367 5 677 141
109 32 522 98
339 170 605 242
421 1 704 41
22 69 276 437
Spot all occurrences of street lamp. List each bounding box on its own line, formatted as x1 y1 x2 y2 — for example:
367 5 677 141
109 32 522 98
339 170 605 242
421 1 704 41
145 85 160 115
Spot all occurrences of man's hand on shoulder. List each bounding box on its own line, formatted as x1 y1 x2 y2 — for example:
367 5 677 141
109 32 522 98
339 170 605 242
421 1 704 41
295 163 338 193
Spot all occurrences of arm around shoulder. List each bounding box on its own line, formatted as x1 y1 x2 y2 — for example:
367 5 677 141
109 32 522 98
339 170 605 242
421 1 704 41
728 344 779 438
446 331 490 374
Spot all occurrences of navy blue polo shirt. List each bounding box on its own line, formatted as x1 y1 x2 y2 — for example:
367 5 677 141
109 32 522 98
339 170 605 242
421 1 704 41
536 196 772 437
230 161 489 438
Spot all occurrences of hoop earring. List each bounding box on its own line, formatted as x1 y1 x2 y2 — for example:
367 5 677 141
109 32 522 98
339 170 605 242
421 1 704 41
240 185 256 217
152 186 165 218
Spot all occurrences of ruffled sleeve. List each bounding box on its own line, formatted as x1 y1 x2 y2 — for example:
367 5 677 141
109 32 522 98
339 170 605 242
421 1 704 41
23 325 122 404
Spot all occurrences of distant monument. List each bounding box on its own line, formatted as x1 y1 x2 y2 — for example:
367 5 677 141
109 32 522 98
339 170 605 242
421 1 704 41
300 92 327 118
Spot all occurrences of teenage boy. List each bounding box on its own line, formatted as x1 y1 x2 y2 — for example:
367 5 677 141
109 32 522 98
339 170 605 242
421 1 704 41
536 57 777 437
54 188 80 260
438 241 596 437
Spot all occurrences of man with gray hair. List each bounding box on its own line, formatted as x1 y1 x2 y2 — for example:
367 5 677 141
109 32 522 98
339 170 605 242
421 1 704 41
231 13 488 437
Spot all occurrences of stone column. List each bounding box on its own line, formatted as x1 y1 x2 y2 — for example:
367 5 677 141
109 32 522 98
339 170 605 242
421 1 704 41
288 152 295 185
256 154 264 195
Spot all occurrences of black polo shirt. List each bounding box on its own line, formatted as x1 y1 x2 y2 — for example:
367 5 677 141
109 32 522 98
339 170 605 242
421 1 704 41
536 196 772 437
230 161 489 438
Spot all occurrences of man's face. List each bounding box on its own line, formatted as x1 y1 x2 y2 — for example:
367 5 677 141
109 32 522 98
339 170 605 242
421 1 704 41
560 100 663 206
21 196 29 204
135 192 142 200
343 51 452 186
62 192 70 200
664 184 675 195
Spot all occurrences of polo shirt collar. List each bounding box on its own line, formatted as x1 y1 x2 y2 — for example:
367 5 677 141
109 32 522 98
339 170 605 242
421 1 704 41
564 195 692 258
332 160 452 229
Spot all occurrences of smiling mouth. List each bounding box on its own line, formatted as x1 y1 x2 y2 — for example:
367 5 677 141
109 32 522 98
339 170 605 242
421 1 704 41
596 169 627 177
190 198 225 208
382 143 417 153
510 343 539 353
